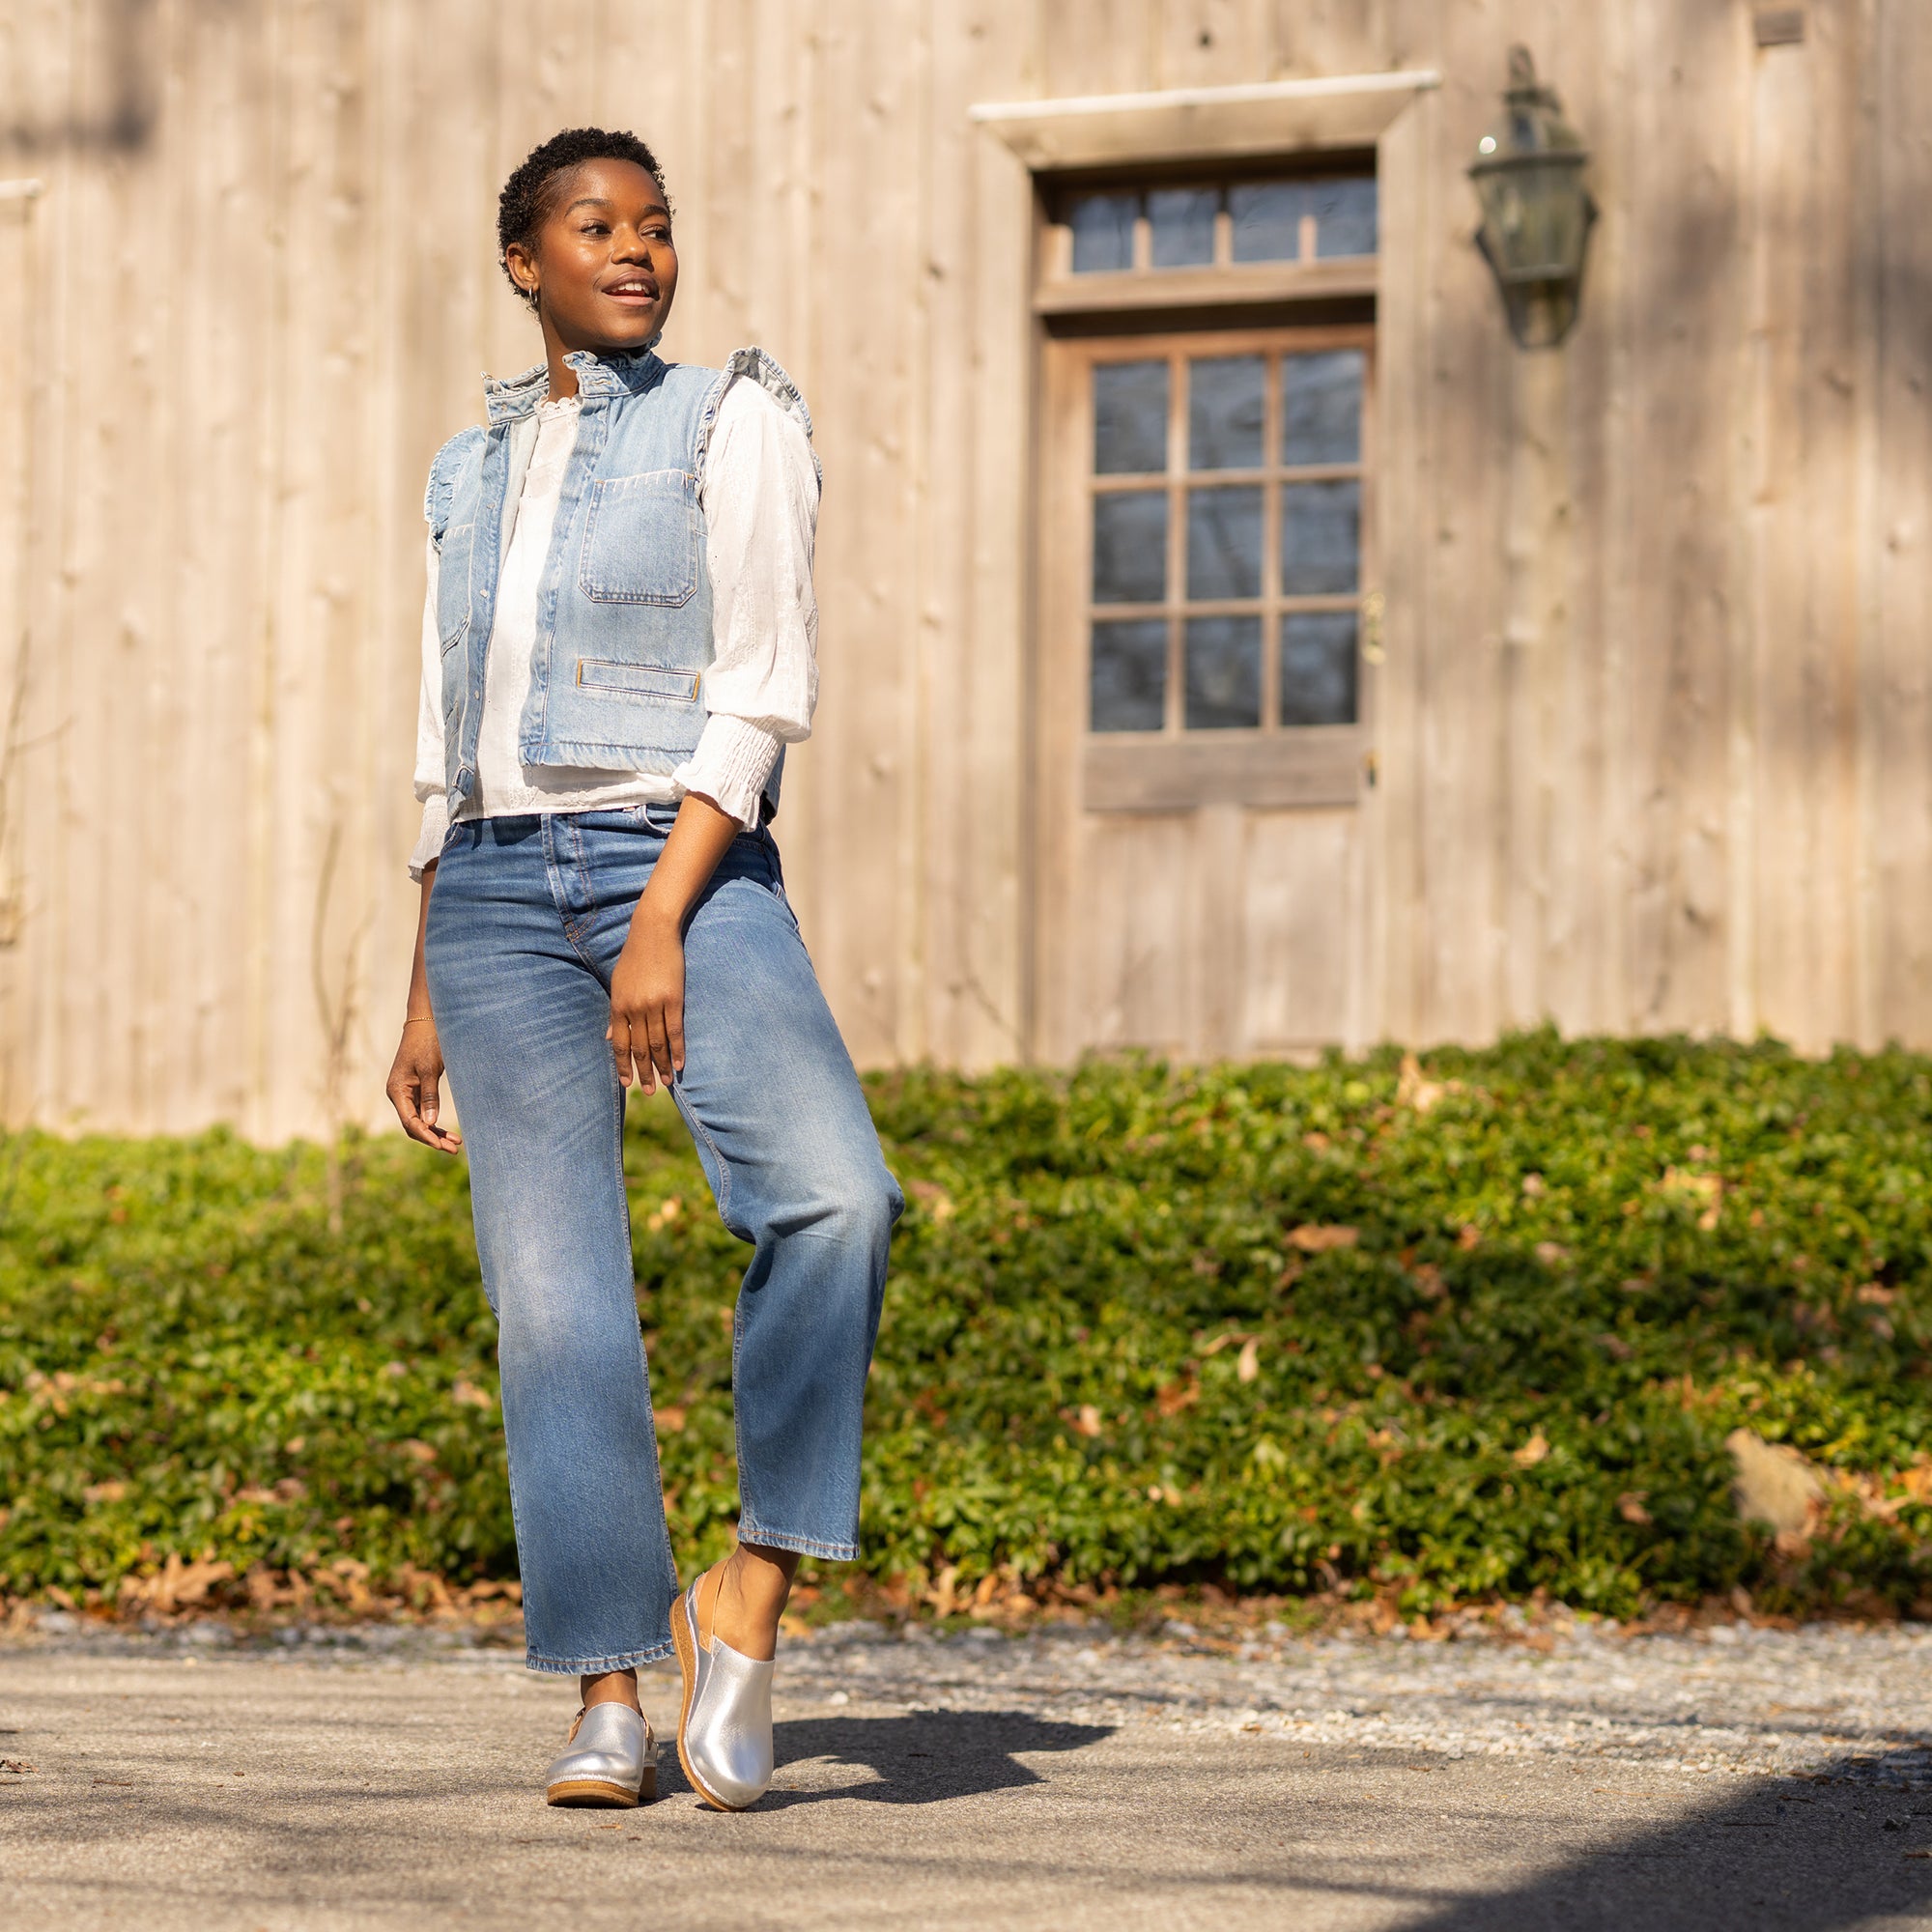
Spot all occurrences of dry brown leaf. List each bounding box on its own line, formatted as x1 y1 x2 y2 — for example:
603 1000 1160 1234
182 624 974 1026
1617 1491 1653 1525
1236 1338 1261 1383
1288 1224 1358 1254
451 1378 495 1409
1514 1433 1550 1468
928 1564 960 1617
119 1554 237 1616
655 1406 687 1434
1155 1378 1201 1417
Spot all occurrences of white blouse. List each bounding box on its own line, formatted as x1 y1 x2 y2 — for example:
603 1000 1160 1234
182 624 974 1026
409 371 820 878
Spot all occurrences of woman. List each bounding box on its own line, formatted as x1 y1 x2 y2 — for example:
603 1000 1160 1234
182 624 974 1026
384 127 901 1813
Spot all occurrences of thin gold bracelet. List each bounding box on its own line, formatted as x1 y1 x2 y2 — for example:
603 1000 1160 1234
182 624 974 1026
402 1016 437 1027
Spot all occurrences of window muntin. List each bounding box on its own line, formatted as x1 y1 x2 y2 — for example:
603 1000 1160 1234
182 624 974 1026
1086 338 1368 738
1062 172 1377 277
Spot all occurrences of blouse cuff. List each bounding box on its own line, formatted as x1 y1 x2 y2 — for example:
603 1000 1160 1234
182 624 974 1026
408 794 450 882
676 716 783 830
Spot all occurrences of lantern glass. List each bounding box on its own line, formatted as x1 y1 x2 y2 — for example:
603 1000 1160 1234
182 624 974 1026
1469 47 1597 348
1476 155 1590 279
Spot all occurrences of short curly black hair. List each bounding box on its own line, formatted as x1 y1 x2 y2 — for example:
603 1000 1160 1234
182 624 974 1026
497 127 671 309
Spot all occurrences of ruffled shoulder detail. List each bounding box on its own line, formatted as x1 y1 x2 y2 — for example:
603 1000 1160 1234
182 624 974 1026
422 425 485 538
696 346 818 488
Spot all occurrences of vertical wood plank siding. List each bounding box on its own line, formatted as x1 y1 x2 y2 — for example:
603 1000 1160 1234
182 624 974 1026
0 1 1926 1137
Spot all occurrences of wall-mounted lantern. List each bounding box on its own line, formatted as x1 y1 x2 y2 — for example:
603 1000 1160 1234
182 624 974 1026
1469 45 1597 349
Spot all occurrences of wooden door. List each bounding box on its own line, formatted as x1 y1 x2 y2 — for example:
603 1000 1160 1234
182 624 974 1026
1032 325 1376 1064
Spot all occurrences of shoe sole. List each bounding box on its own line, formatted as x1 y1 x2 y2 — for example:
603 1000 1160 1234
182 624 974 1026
545 1763 656 1808
671 1581 745 1813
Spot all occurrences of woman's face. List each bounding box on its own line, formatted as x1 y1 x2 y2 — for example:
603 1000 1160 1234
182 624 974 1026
505 157 678 352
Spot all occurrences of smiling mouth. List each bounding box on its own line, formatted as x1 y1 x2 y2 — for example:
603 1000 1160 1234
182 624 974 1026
604 278 660 302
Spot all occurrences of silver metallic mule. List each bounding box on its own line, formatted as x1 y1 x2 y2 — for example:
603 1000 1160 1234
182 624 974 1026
543 1701 656 1807
672 1575 776 1810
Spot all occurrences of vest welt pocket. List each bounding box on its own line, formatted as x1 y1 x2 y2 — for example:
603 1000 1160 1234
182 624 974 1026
575 658 702 702
579 469 700 607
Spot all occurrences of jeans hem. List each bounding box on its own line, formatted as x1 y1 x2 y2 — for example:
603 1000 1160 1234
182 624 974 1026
525 1637 676 1676
735 1521 858 1563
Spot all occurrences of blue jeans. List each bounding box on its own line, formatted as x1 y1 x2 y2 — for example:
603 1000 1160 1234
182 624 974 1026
424 807 902 1674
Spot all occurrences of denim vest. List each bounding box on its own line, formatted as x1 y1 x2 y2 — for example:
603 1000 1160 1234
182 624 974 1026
422 345 814 817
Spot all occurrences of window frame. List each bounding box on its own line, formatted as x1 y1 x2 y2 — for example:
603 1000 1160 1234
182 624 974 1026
1035 161 1380 321
1054 323 1376 812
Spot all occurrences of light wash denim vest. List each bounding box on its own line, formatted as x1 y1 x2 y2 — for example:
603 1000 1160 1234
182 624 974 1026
423 345 815 818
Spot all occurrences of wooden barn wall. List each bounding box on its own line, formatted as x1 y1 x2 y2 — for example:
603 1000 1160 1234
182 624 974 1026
0 0 1922 1138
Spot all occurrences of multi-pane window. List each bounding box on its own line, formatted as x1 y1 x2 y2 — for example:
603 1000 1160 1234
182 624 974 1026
1062 172 1377 277
1087 336 1368 737
1038 162 1377 811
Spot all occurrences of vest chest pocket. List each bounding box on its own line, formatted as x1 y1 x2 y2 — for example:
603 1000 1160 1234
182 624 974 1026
579 469 700 608
436 522 474 652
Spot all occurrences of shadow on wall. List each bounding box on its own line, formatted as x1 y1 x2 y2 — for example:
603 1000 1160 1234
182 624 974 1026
2 0 157 155
1400 1745 1932 1932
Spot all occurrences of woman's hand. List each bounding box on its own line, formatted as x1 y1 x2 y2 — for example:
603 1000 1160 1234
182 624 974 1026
609 904 685 1093
387 1017 463 1151
608 793 742 1093
388 868 460 1151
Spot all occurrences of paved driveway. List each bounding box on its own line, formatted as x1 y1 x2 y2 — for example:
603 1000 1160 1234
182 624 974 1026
4 1616 1932 1929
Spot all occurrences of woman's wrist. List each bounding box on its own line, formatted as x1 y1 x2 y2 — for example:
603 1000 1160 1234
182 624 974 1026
632 887 687 935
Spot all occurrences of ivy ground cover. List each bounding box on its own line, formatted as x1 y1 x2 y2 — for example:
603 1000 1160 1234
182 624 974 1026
5 1033 1932 1621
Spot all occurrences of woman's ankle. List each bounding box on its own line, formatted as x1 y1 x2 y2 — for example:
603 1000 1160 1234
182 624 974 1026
581 1666 641 1712
703 1544 798 1661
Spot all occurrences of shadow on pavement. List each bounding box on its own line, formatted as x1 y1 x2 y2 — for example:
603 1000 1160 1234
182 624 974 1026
709 1708 1114 1807
1402 1747 1932 1932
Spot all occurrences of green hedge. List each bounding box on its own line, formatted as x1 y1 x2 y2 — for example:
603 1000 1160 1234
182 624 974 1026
5 1032 1932 1619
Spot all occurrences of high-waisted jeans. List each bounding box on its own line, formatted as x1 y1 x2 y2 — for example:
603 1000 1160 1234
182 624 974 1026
424 807 902 1673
